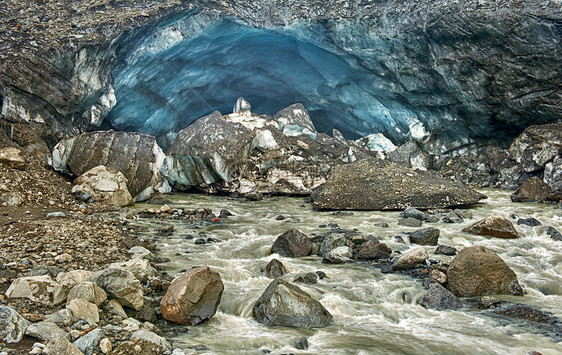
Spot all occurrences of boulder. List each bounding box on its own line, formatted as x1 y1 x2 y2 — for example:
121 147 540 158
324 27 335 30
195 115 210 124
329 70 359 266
73 328 104 355
67 299 100 325
508 124 562 173
510 177 552 202
388 140 433 171
312 159 486 210
265 259 287 278
72 165 134 207
274 103 316 138
6 275 59 306
544 156 562 196
26 321 68 342
409 227 440 246
160 266 224 325
462 214 520 239
517 218 541 227
53 270 93 306
322 246 353 264
271 229 312 257
420 282 462 311
43 333 83 355
317 233 346 257
355 240 392 260
109 259 157 283
66 281 107 306
446 246 524 297
253 279 332 328
127 246 155 261
402 206 426 221
393 247 428 270
131 329 172 351
86 268 143 310
0 147 25 169
293 272 318 284
0 306 30 343
435 245 458 256
52 131 169 201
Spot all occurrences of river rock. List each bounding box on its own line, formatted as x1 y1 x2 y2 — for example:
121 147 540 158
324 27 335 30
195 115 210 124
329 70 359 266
323 246 353 264
446 246 524 297
272 229 312 257
517 218 541 227
546 226 562 241
73 328 104 355
393 247 428 270
109 259 157 283
311 159 486 210
420 282 462 311
265 259 287 278
86 268 144 310
397 217 422 227
99 338 112 354
510 177 552 202
72 165 134 207
0 147 26 170
294 272 318 284
26 321 68 342
160 266 224 325
53 270 93 306
67 299 100 325
104 299 128 319
131 329 172 351
6 275 59 306
318 233 346 257
66 281 107 306
462 214 520 239
253 279 332 328
52 131 169 201
128 246 155 261
43 333 83 355
0 306 30 343
403 206 426 221
409 227 440 246
355 240 392 260
435 245 458 256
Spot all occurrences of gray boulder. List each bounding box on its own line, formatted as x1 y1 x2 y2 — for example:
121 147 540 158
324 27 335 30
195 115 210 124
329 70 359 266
409 227 440 246
253 279 332 328
312 159 486 210
317 233 346 257
420 282 462 311
508 124 562 174
6 275 59 306
446 246 524 297
86 268 143 310
0 306 30 343
265 259 287 278
72 165 135 207
26 321 68 342
131 329 172 351
388 140 433 171
323 246 353 264
73 328 104 355
272 229 312 257
403 206 426 221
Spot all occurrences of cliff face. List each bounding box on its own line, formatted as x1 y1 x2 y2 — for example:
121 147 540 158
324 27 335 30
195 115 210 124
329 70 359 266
1 0 561 151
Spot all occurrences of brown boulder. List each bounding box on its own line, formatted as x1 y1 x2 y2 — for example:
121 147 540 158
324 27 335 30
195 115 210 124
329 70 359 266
160 266 224 325
0 147 25 170
446 246 523 297
355 240 391 260
462 214 520 239
510 177 552 202
271 229 312 257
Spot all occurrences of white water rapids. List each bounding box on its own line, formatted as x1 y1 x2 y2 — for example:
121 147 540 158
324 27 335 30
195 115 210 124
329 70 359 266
131 190 562 355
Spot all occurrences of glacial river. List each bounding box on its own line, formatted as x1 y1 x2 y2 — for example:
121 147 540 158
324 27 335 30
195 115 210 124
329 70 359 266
132 190 562 355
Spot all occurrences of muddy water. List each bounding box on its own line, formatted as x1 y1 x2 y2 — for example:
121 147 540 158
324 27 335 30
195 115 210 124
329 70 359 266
132 190 562 355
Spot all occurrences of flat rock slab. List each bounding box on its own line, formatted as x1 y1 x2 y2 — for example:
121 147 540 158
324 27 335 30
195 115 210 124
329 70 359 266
311 159 486 210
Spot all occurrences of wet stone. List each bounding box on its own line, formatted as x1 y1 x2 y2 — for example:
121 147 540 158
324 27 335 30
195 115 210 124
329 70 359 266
435 245 458 256
397 217 423 227
517 218 542 227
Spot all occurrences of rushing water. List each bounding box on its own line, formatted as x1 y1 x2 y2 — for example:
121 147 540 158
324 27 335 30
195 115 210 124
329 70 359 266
131 190 562 355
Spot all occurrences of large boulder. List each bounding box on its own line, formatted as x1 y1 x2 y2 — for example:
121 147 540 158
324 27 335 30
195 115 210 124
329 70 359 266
253 279 332 328
409 227 440 246
446 246 524 297
52 131 169 201
265 259 288 278
160 266 224 325
0 306 30 343
25 321 68 342
0 147 26 170
73 328 104 355
86 268 144 310
53 270 93 306
72 165 134 207
510 176 552 202
43 333 83 355
311 159 486 210
420 282 462 311
66 299 100 325
508 124 562 174
462 214 520 239
271 229 312 257
355 240 392 260
66 281 107 306
392 247 428 270
109 259 157 283
6 275 59 306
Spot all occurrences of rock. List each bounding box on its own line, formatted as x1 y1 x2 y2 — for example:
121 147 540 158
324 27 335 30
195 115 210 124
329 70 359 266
393 247 428 270
274 103 316 138
46 212 66 218
0 306 30 343
103 299 128 319
0 191 24 206
73 328 103 355
0 147 25 170
6 275 59 306
245 192 263 201
43 333 83 355
508 124 562 174
294 272 318 284
66 282 107 306
420 282 462 311
253 279 332 328
134 304 157 324
295 338 309 350
430 269 447 285
109 339 165 355
462 214 520 239
67 299 99 325
99 338 112 354
160 266 224 325
109 259 157 283
271 229 312 257
355 240 392 260
409 227 440 246
45 309 75 326
446 246 524 297
388 140 432 171
131 329 172 351
265 259 287 278
147 192 172 205
128 246 154 261
86 268 144 310
312 159 486 210
323 246 353 264
544 156 562 196
52 131 169 201
397 217 422 227
318 233 346 257
72 165 134 207
517 218 542 227
403 206 426 220
25 321 68 342
233 97 252 113
545 226 562 241
510 177 552 202
454 209 473 219
442 211 463 224
53 270 93 306
435 245 458 256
